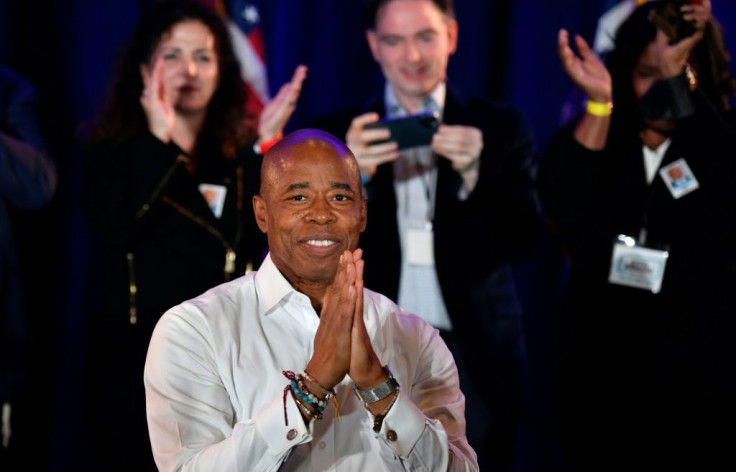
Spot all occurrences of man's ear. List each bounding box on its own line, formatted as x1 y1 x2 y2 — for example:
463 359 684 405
366 29 380 62
447 18 459 55
359 196 367 233
253 195 268 234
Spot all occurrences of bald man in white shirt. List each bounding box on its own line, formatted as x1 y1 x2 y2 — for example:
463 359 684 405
144 129 478 471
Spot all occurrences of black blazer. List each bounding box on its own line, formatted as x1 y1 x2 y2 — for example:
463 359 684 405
81 131 265 343
362 84 538 320
316 82 540 410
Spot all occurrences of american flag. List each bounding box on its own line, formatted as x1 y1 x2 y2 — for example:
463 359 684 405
203 0 270 117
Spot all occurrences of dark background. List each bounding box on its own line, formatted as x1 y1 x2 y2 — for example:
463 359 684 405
1 0 734 470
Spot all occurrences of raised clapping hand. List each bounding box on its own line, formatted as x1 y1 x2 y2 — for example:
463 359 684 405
258 64 308 142
557 28 612 104
305 249 386 392
140 57 177 144
655 0 710 79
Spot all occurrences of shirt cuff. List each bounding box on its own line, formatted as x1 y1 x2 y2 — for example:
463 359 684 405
374 391 427 457
254 393 313 455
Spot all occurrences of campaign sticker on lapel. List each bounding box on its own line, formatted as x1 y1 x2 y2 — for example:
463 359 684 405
659 158 699 199
608 235 668 293
198 183 227 219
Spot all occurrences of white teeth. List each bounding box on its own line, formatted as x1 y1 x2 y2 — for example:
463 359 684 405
306 240 335 247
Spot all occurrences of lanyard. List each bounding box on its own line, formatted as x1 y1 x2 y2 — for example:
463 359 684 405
398 147 437 227
392 97 442 228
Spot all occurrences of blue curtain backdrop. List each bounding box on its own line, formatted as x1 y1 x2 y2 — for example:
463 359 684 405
1 1 734 470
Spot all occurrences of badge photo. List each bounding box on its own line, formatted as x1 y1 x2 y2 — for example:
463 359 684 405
198 183 227 219
659 158 699 199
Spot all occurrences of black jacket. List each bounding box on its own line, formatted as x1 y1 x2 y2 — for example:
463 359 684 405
81 131 265 355
316 82 540 412
80 130 266 470
538 88 736 398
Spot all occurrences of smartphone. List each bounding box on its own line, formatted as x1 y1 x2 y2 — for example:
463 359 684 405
364 111 441 150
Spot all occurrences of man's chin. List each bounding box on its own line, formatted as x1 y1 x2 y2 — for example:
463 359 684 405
644 119 676 133
299 260 339 283
302 269 338 286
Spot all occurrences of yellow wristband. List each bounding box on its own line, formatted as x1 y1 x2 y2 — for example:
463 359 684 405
586 100 613 117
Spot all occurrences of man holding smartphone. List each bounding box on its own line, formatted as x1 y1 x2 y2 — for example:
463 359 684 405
318 1 540 469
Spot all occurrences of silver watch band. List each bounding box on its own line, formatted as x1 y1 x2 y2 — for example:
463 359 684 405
355 366 400 403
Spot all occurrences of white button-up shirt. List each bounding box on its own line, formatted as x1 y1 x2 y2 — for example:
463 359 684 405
144 253 478 471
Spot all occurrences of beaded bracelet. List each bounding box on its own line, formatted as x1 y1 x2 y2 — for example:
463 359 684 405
284 371 325 411
302 370 334 398
291 380 326 412
293 392 323 421
283 370 329 425
303 370 340 421
283 371 314 425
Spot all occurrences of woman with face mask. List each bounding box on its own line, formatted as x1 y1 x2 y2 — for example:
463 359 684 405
78 1 305 469
538 1 736 470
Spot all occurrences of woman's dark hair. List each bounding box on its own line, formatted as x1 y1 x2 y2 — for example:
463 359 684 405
604 0 734 124
83 0 255 157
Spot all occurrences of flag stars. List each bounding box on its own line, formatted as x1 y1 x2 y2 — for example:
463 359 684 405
242 5 259 24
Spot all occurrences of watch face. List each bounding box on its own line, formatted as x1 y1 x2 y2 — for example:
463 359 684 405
357 373 400 403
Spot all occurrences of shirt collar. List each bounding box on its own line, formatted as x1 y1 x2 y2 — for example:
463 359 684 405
384 81 446 118
254 253 302 317
642 137 672 185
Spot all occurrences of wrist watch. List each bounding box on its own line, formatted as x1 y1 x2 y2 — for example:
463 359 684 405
355 366 400 404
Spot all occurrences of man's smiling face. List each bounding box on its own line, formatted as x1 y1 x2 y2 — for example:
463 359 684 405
254 131 367 288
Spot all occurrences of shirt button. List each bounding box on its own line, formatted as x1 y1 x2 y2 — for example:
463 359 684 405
318 441 326 450
387 430 398 442
287 429 298 440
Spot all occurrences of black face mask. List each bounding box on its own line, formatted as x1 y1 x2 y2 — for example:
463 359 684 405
637 71 695 121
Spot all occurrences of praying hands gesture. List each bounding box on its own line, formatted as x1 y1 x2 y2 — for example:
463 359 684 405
305 249 393 416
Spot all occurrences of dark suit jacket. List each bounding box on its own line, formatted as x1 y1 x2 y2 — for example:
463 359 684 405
538 88 736 409
317 82 540 412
